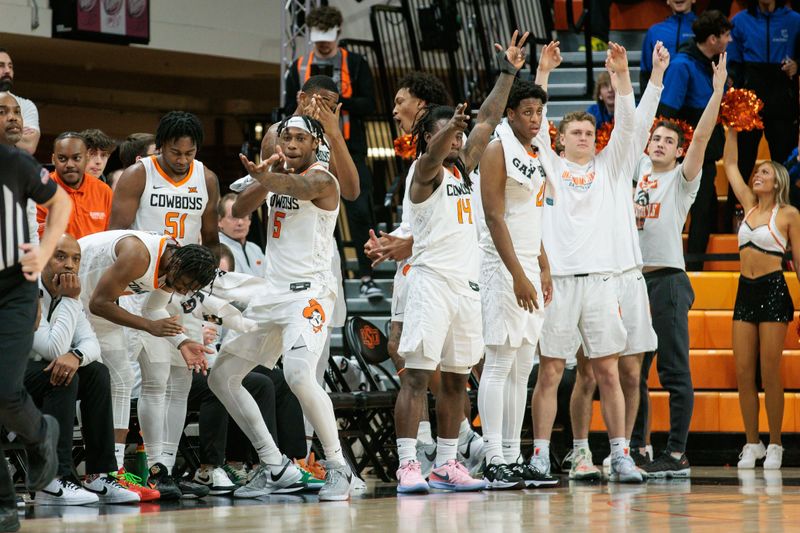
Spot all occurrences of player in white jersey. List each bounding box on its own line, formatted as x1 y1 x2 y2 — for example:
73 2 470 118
530 42 644 483
475 77 559 489
109 111 220 498
565 43 668 481
393 31 528 494
209 115 351 500
628 54 727 478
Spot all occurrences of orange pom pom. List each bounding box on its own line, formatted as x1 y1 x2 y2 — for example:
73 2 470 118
548 121 559 151
393 134 416 160
719 88 764 132
595 121 614 153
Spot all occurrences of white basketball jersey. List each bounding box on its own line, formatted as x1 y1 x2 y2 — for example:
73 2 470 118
408 165 479 290
78 230 172 310
133 155 209 245
262 162 340 300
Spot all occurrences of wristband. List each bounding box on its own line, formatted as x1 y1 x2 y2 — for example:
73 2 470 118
496 49 520 75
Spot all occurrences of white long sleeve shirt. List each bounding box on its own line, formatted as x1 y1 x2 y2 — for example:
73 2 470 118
31 280 101 366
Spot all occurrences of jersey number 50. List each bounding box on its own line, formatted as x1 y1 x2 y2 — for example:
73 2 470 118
165 212 187 239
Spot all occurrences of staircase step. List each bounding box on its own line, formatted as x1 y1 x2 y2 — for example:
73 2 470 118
344 278 394 299
343 297 392 314
549 66 641 84
548 81 640 98
560 50 642 66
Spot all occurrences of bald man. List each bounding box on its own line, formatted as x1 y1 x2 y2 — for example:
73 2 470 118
25 234 143 505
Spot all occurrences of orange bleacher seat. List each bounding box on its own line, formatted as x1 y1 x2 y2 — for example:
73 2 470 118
688 272 800 310
689 311 800 349
680 234 740 271
718 392 797 432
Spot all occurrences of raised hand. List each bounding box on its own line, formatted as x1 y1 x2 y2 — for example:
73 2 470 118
605 42 629 74
449 103 470 133
495 30 530 72
712 52 728 93
538 41 562 73
53 272 81 299
310 96 342 135
651 40 670 74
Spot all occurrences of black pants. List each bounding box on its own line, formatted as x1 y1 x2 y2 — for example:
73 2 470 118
686 158 719 271
589 0 612 42
25 360 117 477
343 155 376 279
0 282 48 508
632 270 695 454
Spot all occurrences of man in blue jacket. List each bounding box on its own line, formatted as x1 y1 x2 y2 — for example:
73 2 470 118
658 10 731 271
640 0 697 90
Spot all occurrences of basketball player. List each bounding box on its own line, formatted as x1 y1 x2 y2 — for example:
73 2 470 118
475 74 559 489
211 115 350 500
567 42 669 481
531 42 643 483
109 111 219 498
393 31 529 494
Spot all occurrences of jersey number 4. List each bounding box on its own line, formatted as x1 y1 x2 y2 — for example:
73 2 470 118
165 212 187 239
456 198 473 225
272 211 286 238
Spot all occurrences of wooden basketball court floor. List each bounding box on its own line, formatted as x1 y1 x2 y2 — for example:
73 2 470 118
16 468 800 532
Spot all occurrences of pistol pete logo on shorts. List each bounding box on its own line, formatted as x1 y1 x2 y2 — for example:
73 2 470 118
302 299 326 333
360 324 381 349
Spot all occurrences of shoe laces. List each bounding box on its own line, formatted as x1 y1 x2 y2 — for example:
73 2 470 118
400 460 422 475
114 470 144 487
565 448 590 465
59 478 84 492
739 444 761 459
223 464 248 483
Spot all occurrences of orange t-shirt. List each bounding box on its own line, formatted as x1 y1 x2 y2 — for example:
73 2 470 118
37 172 113 239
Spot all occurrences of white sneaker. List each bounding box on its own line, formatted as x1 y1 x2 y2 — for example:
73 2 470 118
565 448 601 481
609 453 644 484
193 466 237 495
763 444 783 470
457 431 485 477
83 474 140 504
529 451 551 476
350 474 367 495
36 478 99 506
737 442 766 469
602 455 611 477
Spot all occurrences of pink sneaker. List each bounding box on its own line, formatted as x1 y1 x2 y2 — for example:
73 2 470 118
429 460 487 492
396 460 429 494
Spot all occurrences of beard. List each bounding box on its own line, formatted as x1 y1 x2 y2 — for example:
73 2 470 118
0 77 12 92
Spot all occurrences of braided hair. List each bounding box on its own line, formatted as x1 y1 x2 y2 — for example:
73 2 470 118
165 244 218 292
412 105 470 187
155 111 204 150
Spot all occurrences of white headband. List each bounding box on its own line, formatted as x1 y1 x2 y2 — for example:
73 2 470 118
310 26 339 43
284 116 312 134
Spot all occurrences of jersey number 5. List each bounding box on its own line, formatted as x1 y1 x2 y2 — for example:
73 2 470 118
272 211 286 238
456 198 473 225
165 212 187 239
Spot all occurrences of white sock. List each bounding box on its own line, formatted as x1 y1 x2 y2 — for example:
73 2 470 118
610 437 627 458
397 438 417 465
417 421 434 445
435 438 458 467
458 418 471 441
161 444 178 473
114 443 126 471
573 438 590 453
484 435 504 465
503 440 521 465
533 439 550 458
256 442 283 465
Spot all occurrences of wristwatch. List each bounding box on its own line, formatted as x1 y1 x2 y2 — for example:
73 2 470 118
71 349 85 364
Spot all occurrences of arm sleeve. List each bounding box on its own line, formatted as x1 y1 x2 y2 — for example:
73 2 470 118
72 311 102 366
20 98 40 131
284 61 301 115
340 55 376 116
21 156 57 205
599 91 636 179
632 81 663 155
658 62 689 112
31 298 82 361
141 289 189 349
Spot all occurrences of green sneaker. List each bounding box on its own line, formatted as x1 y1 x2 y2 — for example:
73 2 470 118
298 466 325 491
222 463 249 487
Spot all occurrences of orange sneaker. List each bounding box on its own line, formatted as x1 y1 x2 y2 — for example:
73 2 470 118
110 468 161 502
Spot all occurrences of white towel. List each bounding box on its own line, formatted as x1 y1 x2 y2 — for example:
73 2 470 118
494 118 545 192
229 175 256 193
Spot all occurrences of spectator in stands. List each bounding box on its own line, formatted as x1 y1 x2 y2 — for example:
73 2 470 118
283 6 384 303
0 47 40 154
658 10 731 270
80 129 118 185
26 234 143 505
723 127 800 471
217 193 264 277
36 132 113 239
114 132 156 191
726 1 800 228
586 72 615 129
640 0 697 90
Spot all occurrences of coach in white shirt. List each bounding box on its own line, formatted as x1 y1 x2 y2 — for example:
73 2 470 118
26 234 139 505
218 192 265 276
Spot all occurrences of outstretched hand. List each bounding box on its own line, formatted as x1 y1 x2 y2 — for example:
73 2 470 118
538 41 562 73
495 30 530 72
449 103 470 133
605 42 629 74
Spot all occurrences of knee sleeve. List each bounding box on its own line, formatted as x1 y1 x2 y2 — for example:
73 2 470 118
103 349 135 430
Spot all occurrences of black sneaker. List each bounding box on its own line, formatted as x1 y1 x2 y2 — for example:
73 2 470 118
24 414 59 491
630 448 650 467
359 278 385 303
0 506 19 532
641 452 691 479
176 478 210 499
509 461 560 488
146 463 182 500
482 461 525 490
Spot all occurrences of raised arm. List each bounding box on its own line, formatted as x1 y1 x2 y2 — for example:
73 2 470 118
723 128 757 211
461 31 529 173
108 163 146 229
239 151 338 206
310 97 360 200
684 53 727 182
411 104 470 200
631 41 669 155
600 43 636 175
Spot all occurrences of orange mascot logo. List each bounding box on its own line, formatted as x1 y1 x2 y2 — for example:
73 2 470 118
360 325 380 349
302 299 326 333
